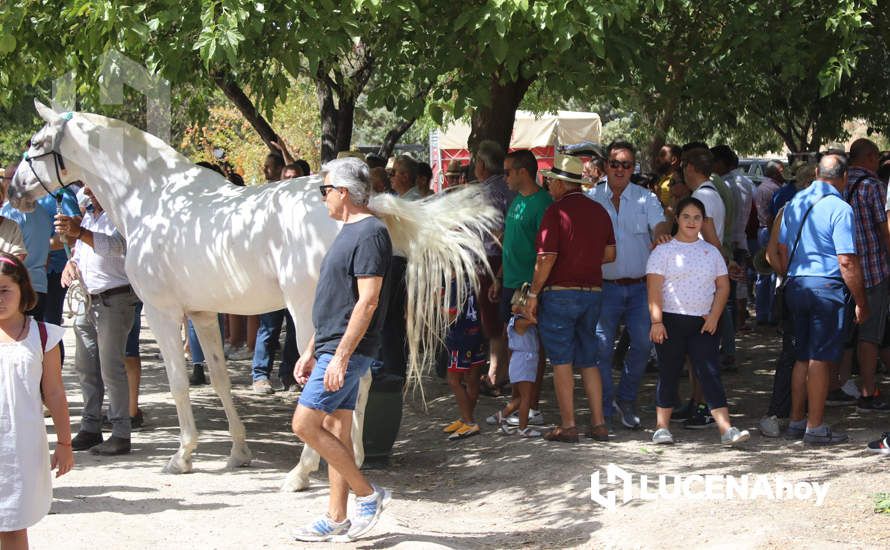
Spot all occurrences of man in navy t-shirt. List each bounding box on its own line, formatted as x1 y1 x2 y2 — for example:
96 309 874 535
291 157 392 542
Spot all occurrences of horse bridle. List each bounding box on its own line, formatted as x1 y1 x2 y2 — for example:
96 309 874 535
21 112 79 199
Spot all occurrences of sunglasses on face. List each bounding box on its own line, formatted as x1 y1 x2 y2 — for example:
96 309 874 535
318 184 337 198
609 160 633 170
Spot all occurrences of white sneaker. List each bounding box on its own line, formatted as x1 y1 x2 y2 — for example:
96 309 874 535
485 411 504 426
347 485 390 540
721 427 751 446
759 415 780 438
841 379 860 399
507 409 543 426
652 428 674 444
293 515 351 542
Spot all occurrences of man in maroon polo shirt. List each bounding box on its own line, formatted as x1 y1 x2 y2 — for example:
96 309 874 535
523 155 616 443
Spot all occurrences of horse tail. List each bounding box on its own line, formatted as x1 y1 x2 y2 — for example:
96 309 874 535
368 186 500 402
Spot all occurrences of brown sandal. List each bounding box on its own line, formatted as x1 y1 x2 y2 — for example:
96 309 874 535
586 424 609 442
544 426 579 443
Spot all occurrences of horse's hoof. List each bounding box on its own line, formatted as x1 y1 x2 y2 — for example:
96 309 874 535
226 446 252 469
163 455 193 474
226 455 252 469
280 472 311 492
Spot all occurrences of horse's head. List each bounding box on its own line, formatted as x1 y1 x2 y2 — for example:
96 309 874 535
8 100 83 212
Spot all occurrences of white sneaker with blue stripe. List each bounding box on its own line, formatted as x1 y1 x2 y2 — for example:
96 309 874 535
347 485 391 540
292 515 351 542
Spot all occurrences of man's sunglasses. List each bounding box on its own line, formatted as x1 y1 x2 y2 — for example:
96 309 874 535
609 160 633 170
318 184 337 198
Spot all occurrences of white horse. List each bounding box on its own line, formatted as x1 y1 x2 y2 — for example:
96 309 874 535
10 101 497 489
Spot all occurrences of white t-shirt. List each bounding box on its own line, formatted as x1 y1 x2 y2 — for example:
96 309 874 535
692 183 725 241
646 238 728 316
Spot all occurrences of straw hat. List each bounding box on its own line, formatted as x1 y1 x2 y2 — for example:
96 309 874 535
336 150 366 160
540 154 586 184
445 159 462 176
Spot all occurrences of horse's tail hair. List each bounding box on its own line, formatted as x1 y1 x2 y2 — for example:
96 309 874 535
368 186 500 402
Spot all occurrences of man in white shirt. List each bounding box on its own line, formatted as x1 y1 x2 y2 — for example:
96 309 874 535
56 186 137 456
588 141 671 429
683 149 724 251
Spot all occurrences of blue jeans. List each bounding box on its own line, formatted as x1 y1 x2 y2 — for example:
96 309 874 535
252 308 298 385
785 277 848 362
297 353 374 414
755 227 775 323
187 314 224 364
595 281 650 417
538 289 602 367
720 281 736 356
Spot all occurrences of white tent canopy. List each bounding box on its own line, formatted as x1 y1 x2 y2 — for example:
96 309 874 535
436 110 602 150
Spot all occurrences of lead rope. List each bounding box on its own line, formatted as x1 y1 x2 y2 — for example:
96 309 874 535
55 192 90 318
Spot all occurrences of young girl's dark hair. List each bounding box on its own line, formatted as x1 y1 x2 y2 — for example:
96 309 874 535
0 251 37 313
675 196 707 219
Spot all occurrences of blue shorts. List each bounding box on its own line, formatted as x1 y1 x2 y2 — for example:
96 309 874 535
125 301 143 358
537 289 602 367
298 353 373 414
785 277 848 363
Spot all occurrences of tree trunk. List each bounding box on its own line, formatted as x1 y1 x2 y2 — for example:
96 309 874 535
378 118 417 159
467 75 535 153
316 79 339 164
212 73 280 151
335 95 356 154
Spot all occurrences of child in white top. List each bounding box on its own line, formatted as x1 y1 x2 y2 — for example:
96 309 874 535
646 199 750 447
0 252 73 548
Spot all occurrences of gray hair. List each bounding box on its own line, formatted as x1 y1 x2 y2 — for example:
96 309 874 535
475 140 505 175
764 160 784 180
321 157 371 206
817 154 847 180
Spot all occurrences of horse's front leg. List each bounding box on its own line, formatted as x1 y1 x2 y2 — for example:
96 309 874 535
191 311 252 468
143 305 198 474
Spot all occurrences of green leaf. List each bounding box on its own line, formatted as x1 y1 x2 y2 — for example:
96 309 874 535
0 34 16 55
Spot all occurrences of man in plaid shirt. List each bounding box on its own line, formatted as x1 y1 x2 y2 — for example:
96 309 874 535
844 138 890 411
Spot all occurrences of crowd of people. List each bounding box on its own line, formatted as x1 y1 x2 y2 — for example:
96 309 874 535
431 138 890 454
2 133 890 545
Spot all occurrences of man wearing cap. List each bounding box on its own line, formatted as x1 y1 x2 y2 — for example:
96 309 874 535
523 155 616 443
588 141 670 430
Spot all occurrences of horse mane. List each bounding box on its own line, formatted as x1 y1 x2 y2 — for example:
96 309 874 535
368 186 500 402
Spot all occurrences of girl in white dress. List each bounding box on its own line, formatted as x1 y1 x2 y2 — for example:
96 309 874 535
0 252 73 550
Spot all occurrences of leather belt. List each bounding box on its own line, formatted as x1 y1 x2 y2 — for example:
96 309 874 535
604 277 645 286
89 284 133 300
542 285 602 292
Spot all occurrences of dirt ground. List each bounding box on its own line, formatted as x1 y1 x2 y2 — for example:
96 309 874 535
28 317 890 549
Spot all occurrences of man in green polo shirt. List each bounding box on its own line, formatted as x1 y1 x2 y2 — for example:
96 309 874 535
487 149 552 427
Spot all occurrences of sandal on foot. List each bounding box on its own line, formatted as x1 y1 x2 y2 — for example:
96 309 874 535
519 427 542 438
543 426 579 443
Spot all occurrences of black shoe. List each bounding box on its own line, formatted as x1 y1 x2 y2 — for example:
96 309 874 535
803 427 849 446
683 404 715 429
89 435 131 455
784 425 806 440
825 389 857 406
189 363 207 386
671 399 695 423
131 409 145 429
71 430 103 451
857 395 890 412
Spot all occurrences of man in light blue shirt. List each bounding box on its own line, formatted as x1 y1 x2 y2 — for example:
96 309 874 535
1 162 53 319
588 141 671 429
778 153 868 446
